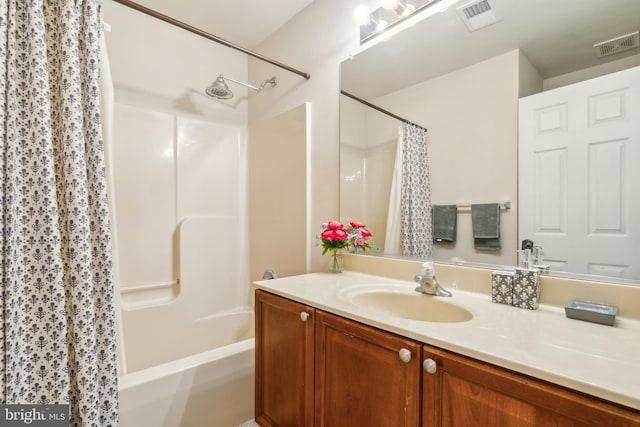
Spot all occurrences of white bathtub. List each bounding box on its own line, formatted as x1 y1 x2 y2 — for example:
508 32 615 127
118 308 255 427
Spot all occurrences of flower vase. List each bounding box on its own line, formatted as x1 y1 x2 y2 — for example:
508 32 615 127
329 250 343 273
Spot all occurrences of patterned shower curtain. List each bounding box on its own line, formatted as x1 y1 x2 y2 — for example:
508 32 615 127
400 123 433 258
0 0 119 425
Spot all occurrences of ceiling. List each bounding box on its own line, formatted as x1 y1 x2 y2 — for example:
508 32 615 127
130 0 316 49
342 0 640 100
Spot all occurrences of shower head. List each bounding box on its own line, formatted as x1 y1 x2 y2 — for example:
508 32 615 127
205 74 277 100
206 75 233 99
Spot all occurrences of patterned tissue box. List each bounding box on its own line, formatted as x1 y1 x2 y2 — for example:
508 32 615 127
512 269 540 310
491 271 514 305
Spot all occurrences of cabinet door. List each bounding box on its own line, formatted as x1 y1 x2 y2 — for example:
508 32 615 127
315 311 420 427
423 345 640 427
255 290 315 427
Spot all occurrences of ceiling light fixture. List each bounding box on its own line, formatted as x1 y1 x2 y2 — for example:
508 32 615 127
402 3 416 15
353 3 388 35
353 4 372 25
381 0 401 10
354 0 444 44
382 0 415 16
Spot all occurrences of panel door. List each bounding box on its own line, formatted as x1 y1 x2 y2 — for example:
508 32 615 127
519 66 640 279
255 290 315 427
315 311 420 427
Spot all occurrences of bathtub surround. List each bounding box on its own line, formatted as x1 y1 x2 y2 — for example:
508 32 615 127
106 0 251 347
99 10 127 378
0 1 119 425
105 2 256 425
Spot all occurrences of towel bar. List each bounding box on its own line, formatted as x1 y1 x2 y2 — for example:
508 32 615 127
449 201 511 211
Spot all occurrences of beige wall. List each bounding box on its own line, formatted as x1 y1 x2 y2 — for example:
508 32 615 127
248 0 364 272
519 50 544 97
249 104 309 281
543 54 640 91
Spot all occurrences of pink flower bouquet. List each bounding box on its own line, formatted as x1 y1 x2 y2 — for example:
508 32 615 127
319 220 373 255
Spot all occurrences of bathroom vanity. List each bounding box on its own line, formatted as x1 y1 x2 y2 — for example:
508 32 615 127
254 272 640 426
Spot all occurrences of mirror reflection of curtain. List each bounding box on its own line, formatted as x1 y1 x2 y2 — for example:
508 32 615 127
384 127 403 255
400 123 433 258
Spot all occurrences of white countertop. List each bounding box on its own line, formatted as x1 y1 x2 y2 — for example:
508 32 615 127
254 271 640 411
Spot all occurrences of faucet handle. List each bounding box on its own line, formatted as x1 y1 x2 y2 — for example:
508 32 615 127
421 261 435 277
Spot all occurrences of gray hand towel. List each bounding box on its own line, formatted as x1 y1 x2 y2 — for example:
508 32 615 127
472 203 501 250
432 205 457 243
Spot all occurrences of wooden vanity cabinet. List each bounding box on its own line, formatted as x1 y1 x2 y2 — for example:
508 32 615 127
315 310 421 427
422 345 640 427
255 290 421 427
256 290 639 427
255 290 315 427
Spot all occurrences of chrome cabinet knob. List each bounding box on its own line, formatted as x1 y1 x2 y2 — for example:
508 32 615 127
300 311 310 322
423 358 437 374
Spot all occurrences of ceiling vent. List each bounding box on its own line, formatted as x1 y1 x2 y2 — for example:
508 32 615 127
594 31 640 58
456 0 500 32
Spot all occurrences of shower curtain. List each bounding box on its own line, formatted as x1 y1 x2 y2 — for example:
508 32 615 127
1 0 119 425
399 123 433 258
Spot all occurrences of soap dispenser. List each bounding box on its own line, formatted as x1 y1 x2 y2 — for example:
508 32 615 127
518 248 533 269
513 249 540 310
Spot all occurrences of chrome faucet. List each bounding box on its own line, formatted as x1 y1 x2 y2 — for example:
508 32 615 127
414 262 452 297
532 246 550 273
520 246 550 273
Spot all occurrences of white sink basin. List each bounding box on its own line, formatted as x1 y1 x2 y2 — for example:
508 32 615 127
342 285 473 323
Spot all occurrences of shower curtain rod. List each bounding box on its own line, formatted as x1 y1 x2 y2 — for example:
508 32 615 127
341 90 427 132
111 0 311 80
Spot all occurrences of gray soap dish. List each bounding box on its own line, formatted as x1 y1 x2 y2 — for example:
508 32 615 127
564 300 618 326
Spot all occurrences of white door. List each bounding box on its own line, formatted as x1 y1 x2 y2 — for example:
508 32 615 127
519 66 640 280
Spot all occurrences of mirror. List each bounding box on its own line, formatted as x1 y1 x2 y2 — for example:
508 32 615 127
340 0 640 284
